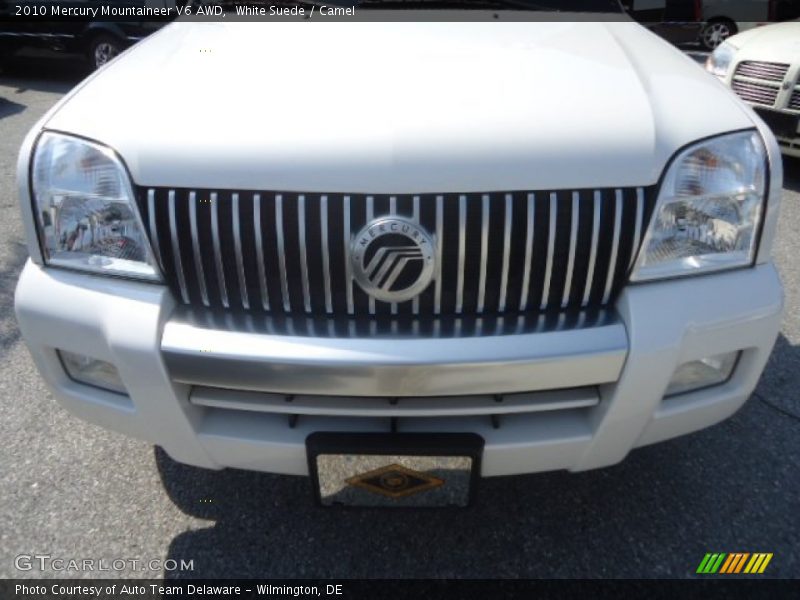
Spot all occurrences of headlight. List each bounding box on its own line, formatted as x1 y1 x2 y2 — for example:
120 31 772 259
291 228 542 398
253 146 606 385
31 132 160 280
706 42 736 78
630 131 766 282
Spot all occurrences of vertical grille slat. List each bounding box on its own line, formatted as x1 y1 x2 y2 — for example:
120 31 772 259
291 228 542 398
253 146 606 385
434 195 444 315
477 194 490 314
519 192 535 311
412 195 421 316
630 188 644 270
297 194 312 314
168 190 190 304
389 196 399 315
343 195 354 315
232 193 250 310
366 195 376 316
253 194 270 311
320 195 333 315
498 193 513 312
139 185 655 319
582 191 601 308
147 189 163 273
188 191 209 307
275 194 291 312
601 189 623 305
561 191 580 308
456 194 467 315
540 192 557 310
209 192 229 308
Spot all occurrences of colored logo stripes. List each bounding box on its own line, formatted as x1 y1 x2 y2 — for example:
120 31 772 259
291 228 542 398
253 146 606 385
696 553 773 574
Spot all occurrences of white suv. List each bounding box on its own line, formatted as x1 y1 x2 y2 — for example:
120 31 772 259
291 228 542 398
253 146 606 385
707 21 800 158
14 14 784 507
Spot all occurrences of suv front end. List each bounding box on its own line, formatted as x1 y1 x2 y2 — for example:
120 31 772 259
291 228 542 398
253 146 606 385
14 22 784 499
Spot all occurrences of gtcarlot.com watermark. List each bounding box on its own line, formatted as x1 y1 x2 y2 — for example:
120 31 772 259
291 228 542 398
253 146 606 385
15 554 194 573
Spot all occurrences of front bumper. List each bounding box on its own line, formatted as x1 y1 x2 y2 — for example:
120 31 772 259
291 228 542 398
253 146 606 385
15 260 783 476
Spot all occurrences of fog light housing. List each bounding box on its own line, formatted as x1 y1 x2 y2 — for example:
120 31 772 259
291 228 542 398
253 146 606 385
58 350 127 395
665 351 740 397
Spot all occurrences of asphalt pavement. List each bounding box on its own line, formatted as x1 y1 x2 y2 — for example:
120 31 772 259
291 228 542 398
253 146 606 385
0 55 798 580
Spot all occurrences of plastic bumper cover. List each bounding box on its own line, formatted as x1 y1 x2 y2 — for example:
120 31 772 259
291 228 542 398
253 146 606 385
14 260 783 476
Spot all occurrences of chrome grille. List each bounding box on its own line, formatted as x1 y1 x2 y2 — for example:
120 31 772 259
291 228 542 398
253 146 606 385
731 79 780 107
138 187 655 317
734 61 790 82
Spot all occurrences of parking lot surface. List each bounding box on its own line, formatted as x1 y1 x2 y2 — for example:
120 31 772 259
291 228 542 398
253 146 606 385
0 57 798 579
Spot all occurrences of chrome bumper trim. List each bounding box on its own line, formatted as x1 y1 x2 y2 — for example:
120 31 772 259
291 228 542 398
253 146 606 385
161 314 628 397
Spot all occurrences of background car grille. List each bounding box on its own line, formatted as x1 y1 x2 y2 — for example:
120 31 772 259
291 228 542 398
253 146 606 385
731 79 780 107
730 61 793 109
734 61 790 82
790 89 800 112
137 187 655 318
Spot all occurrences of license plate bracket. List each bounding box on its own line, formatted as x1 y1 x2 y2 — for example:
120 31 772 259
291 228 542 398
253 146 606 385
306 432 484 508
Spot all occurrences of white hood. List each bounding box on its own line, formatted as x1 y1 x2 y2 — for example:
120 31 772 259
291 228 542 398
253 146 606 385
46 20 755 193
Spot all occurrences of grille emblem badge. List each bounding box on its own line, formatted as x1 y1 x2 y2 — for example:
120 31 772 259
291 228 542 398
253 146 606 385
351 217 435 303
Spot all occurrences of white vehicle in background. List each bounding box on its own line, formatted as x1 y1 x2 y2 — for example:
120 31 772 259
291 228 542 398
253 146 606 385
707 21 800 157
699 0 799 50
623 0 799 51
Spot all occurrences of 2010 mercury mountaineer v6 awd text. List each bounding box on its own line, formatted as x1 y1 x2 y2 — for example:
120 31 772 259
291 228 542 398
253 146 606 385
14 15 785 507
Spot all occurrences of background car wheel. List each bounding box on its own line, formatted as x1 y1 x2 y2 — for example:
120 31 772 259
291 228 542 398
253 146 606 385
89 35 122 70
699 19 738 51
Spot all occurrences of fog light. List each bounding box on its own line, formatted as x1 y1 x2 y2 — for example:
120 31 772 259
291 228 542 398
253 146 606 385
665 351 739 397
58 350 127 394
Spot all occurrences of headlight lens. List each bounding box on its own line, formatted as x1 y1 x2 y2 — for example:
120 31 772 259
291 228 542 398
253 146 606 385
631 131 766 282
32 132 160 280
706 42 735 78
58 350 127 395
